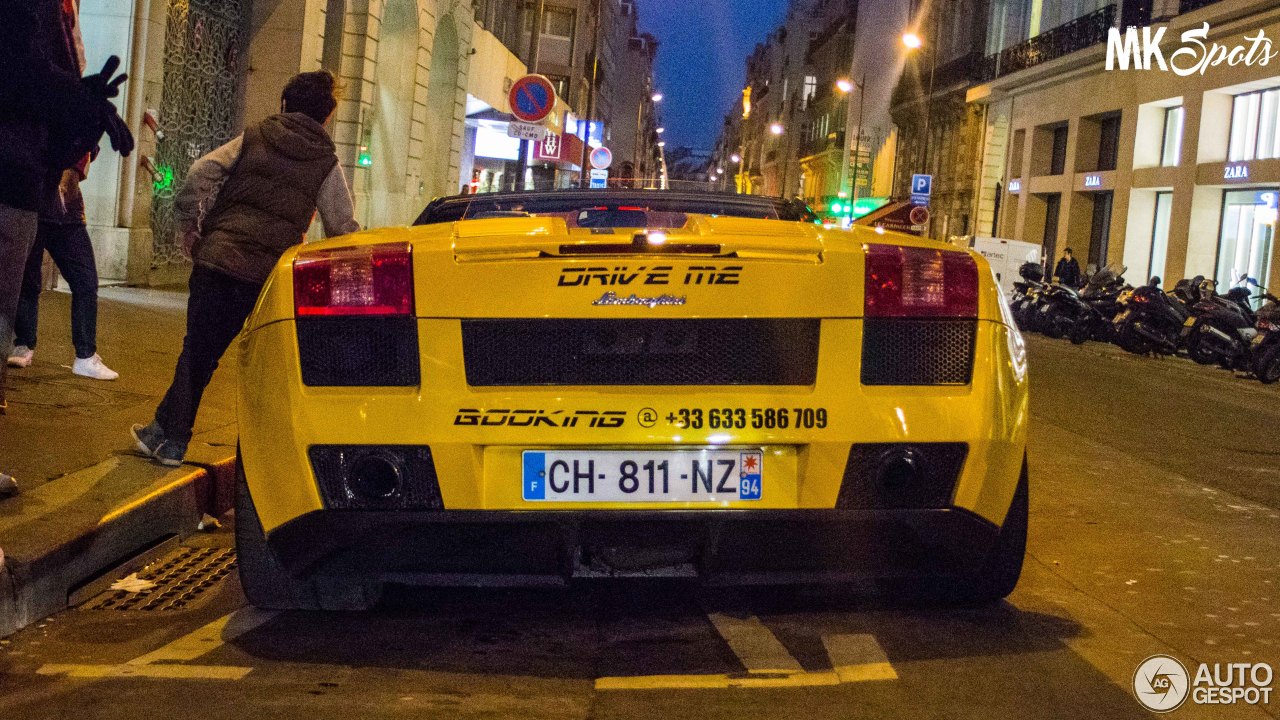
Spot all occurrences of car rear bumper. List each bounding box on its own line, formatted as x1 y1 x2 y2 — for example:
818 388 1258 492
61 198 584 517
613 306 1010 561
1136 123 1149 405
263 507 1001 586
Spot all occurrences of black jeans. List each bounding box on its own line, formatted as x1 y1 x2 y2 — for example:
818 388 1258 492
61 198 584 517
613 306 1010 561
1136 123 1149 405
15 221 100 359
154 265 263 445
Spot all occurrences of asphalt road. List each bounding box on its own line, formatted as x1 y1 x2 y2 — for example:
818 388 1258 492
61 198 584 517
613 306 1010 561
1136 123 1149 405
2 335 1279 719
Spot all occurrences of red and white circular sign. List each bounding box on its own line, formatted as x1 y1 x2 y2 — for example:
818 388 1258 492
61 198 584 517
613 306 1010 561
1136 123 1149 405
508 74 557 124
909 205 930 226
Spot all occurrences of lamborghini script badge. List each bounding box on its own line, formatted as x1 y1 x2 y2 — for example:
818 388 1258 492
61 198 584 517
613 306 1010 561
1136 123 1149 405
592 291 687 308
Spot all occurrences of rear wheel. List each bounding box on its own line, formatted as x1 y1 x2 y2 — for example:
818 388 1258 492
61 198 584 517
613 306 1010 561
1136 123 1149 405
1118 318 1152 355
892 457 1028 605
236 452 383 611
1069 318 1092 344
1043 313 1066 339
1186 323 1218 365
1255 343 1280 384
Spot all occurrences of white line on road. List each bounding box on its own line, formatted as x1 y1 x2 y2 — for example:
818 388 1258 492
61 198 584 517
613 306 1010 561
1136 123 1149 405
704 612 805 674
823 633 898 683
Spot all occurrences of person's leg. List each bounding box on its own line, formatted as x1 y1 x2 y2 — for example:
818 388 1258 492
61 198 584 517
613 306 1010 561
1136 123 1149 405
44 223 100 360
149 266 260 457
11 228 48 357
0 204 40 414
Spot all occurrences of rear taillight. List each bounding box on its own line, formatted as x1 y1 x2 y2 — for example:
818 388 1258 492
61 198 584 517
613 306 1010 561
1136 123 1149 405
294 243 414 316
863 244 978 318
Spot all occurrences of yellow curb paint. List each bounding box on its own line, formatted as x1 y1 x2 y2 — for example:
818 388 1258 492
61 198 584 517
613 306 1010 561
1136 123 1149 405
37 663 253 680
126 608 278 666
98 470 202 526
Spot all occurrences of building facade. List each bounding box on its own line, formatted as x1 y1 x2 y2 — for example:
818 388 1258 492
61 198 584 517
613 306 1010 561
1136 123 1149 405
972 0 1280 293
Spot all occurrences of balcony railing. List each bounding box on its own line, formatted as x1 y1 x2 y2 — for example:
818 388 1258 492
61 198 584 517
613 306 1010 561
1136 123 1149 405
985 4 1118 80
1179 0 1223 11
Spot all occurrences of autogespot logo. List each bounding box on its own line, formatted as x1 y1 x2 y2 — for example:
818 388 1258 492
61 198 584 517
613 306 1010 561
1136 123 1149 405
1134 655 1190 713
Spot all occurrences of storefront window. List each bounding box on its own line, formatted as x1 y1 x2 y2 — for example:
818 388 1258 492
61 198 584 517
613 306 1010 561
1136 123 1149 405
1160 107 1183 167
1217 189 1277 297
1228 88 1280 162
1149 192 1172 281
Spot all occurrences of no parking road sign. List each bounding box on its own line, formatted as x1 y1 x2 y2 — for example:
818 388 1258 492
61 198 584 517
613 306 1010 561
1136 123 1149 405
509 74 557 124
590 146 613 170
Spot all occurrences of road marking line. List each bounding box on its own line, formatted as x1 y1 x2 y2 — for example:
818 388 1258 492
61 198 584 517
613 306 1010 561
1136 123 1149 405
704 612 804 674
37 663 253 680
823 633 898 683
595 671 842 691
125 607 277 666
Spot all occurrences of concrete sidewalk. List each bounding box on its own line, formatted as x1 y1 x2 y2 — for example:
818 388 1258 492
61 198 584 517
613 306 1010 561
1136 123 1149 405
1 286 239 637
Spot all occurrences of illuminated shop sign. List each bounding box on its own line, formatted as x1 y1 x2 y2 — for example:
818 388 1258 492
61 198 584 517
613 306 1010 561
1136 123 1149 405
1084 174 1102 188
1225 164 1250 181
1008 179 1022 193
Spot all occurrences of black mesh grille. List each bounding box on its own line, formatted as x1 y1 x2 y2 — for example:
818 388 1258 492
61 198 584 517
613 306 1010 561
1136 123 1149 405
309 446 443 510
861 319 976 385
837 443 969 509
297 317 419 387
462 319 820 386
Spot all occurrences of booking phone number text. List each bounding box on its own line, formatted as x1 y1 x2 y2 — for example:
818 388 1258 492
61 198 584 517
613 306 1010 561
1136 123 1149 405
667 408 828 430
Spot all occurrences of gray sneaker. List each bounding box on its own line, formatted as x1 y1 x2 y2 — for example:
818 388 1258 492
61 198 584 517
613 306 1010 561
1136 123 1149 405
131 422 166 458
154 440 187 468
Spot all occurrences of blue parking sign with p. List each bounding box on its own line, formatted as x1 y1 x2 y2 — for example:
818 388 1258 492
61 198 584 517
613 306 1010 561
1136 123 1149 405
912 174 932 196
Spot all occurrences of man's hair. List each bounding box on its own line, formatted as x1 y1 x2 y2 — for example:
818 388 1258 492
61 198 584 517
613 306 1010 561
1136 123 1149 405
282 71 339 123
1064 248 1074 255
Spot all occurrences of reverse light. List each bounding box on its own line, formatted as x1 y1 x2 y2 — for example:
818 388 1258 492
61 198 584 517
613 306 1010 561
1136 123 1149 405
863 244 979 318
294 243 414 316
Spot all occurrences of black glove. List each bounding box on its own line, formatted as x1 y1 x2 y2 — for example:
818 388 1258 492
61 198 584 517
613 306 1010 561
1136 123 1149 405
101 108 135 157
81 56 128 101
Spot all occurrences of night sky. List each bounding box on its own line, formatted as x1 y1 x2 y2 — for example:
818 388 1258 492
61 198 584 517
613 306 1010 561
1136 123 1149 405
638 0 790 152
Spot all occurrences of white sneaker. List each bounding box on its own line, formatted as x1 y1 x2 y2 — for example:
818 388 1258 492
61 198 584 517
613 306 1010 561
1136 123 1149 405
73 354 119 381
6 346 33 368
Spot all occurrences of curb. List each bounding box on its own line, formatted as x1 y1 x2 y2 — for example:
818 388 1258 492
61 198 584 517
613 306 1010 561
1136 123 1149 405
0 454 236 639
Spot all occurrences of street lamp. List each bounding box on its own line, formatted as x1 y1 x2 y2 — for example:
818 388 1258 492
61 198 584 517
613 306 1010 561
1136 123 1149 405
657 140 666 148
730 153 741 164
836 75 868 210
656 127 665 134
651 92 664 103
901 26 936 195
769 122 784 136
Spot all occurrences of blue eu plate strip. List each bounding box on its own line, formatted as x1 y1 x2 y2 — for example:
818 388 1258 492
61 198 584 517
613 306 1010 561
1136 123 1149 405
523 452 546 500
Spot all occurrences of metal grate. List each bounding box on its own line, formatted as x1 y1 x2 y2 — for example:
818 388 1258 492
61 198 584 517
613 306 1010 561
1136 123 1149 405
861 318 976 385
82 548 237 612
297 317 420 387
462 319 821 386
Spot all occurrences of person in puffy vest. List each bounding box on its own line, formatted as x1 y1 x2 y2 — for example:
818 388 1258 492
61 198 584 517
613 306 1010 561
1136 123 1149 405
131 70 359 467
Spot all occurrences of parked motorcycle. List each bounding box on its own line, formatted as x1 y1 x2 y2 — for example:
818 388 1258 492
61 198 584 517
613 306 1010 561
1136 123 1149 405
1038 263 1126 341
1182 279 1266 370
1248 295 1280 384
1067 264 1130 344
1011 262 1049 332
1112 276 1200 355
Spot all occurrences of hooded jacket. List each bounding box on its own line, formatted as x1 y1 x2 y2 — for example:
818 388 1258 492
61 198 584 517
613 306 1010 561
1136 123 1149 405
194 113 339 285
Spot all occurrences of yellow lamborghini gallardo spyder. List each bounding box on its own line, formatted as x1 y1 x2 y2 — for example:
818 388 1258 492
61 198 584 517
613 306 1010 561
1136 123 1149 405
234 190 1029 610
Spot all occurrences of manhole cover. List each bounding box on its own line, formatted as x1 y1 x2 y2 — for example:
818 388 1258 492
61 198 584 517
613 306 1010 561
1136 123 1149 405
83 547 237 612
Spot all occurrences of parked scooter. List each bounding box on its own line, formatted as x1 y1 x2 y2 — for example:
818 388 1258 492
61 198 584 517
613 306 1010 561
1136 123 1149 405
1248 294 1280 383
1039 263 1126 341
1067 264 1130 344
1182 278 1266 370
1112 276 1200 355
1011 262 1049 332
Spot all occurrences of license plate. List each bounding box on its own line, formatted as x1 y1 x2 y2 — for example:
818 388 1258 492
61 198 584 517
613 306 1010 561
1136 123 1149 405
1184 316 1197 327
1254 333 1268 347
1115 309 1131 322
522 449 764 502
1040 304 1052 313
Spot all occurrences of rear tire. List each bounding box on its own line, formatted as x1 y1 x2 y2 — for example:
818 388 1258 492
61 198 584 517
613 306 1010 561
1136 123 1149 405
1186 323 1218 365
1043 314 1066 339
1255 344 1280 384
892 457 1028 606
1069 319 1092 345
236 452 383 611
1118 319 1152 355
